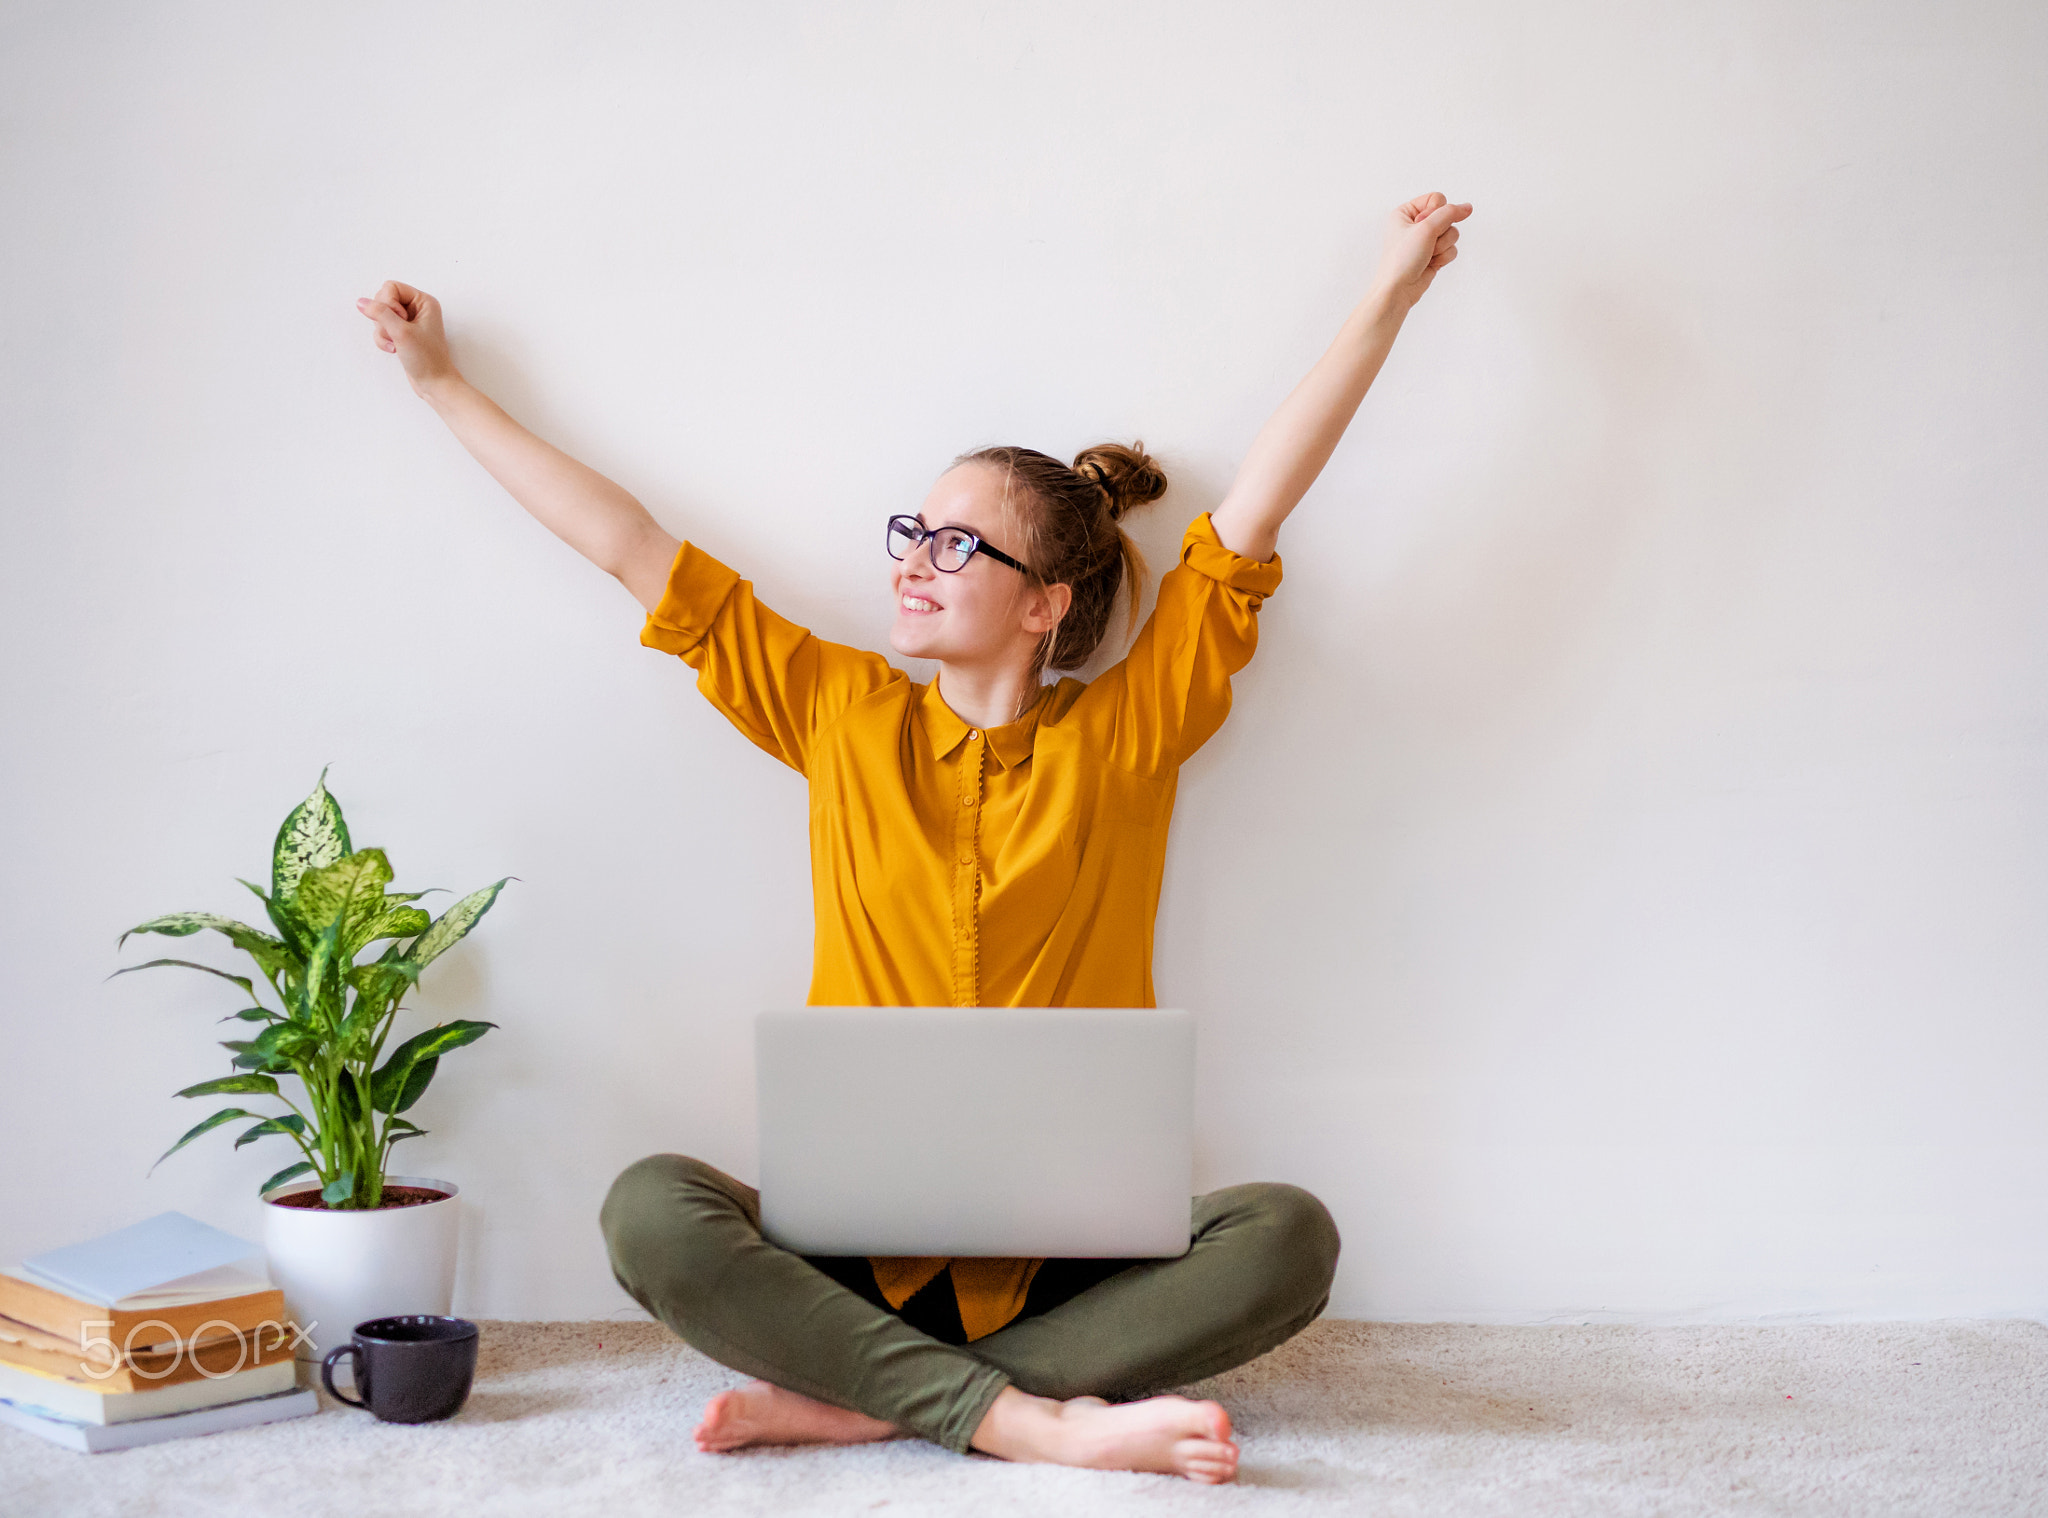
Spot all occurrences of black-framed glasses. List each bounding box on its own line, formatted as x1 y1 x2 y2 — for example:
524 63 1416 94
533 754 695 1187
886 515 1030 575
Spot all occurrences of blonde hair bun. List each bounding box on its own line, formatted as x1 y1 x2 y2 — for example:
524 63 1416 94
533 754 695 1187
1071 441 1168 522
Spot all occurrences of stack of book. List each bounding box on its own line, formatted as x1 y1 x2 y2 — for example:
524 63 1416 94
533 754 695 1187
0 1212 317 1453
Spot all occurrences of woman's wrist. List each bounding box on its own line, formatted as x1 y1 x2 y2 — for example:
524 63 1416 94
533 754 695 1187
1329 285 1408 363
414 368 471 410
1358 282 1410 327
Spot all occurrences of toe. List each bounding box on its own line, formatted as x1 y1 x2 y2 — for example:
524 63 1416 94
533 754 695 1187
1180 1437 1236 1474
695 1391 746 1449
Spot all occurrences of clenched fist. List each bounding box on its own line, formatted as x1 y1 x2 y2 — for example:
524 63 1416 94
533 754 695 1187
356 281 459 397
1370 193 1472 312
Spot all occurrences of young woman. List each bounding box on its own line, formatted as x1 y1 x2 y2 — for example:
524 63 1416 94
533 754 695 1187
358 191 1470 1483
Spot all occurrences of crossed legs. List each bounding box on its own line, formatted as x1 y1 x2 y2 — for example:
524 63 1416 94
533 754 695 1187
599 1152 1339 1482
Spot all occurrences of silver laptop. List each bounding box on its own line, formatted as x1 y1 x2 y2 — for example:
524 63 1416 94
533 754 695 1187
757 1007 1193 1258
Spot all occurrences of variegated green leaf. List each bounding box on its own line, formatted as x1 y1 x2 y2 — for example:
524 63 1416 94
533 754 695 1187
386 1055 438 1114
119 914 287 961
271 772 351 904
260 1018 317 1056
122 912 226 941
409 879 511 971
174 1072 280 1099
322 1171 356 1206
110 959 256 997
294 915 345 1026
295 849 393 936
149 1108 253 1173
258 1159 314 1197
235 1114 307 1149
348 904 432 958
242 940 297 985
370 1019 497 1114
218 1006 277 1024
349 956 422 1007
241 878 310 958
335 999 382 1061
232 1020 316 1071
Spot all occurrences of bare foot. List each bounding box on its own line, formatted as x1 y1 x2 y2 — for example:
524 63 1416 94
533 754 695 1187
694 1379 903 1453
971 1386 1239 1483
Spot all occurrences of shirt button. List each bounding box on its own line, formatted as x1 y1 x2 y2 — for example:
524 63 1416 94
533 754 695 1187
961 794 976 807
967 730 979 740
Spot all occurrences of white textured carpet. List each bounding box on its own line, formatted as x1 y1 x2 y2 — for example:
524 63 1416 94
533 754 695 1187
7 1319 2046 1516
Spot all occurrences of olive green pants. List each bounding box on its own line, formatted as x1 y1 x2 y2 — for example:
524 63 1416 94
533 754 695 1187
599 1152 1340 1454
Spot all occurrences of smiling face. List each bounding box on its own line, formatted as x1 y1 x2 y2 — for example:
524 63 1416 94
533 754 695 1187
887 463 1068 673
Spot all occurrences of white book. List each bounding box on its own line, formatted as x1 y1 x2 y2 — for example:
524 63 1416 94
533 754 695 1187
10 1212 269 1309
0 1357 297 1424
0 1386 318 1453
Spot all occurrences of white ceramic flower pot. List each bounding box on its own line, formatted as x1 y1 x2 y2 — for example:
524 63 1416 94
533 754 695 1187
261 1175 461 1360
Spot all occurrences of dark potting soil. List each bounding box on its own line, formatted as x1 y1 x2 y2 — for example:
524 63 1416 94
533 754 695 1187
270 1184 450 1211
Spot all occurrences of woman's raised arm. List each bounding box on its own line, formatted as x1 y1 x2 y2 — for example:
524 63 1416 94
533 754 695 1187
1208 192 1472 563
356 281 682 613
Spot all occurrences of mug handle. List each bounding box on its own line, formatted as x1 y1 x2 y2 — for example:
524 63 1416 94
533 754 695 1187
321 1343 368 1408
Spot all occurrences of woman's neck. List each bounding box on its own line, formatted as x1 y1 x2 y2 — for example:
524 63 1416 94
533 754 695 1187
935 663 1045 731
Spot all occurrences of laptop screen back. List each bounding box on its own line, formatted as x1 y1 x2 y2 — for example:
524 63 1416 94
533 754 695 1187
757 1006 1193 1258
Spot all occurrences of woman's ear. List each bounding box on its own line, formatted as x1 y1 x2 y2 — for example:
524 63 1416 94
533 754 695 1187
1025 581 1072 634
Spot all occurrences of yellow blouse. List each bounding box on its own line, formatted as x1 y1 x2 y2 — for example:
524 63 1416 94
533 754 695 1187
641 510 1283 1341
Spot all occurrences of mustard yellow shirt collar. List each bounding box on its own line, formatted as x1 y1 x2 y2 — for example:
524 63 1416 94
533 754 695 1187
915 678 1052 772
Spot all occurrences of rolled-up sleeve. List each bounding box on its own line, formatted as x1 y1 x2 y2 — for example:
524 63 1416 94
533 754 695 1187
1087 512 1282 775
641 541 902 776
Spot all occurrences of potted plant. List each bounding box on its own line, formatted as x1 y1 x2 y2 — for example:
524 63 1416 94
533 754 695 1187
117 771 509 1356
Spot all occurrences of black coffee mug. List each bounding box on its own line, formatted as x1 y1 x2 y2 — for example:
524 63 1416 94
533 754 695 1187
321 1315 478 1423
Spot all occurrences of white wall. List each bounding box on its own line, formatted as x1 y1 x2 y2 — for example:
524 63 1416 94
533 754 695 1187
4 0 2044 1324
